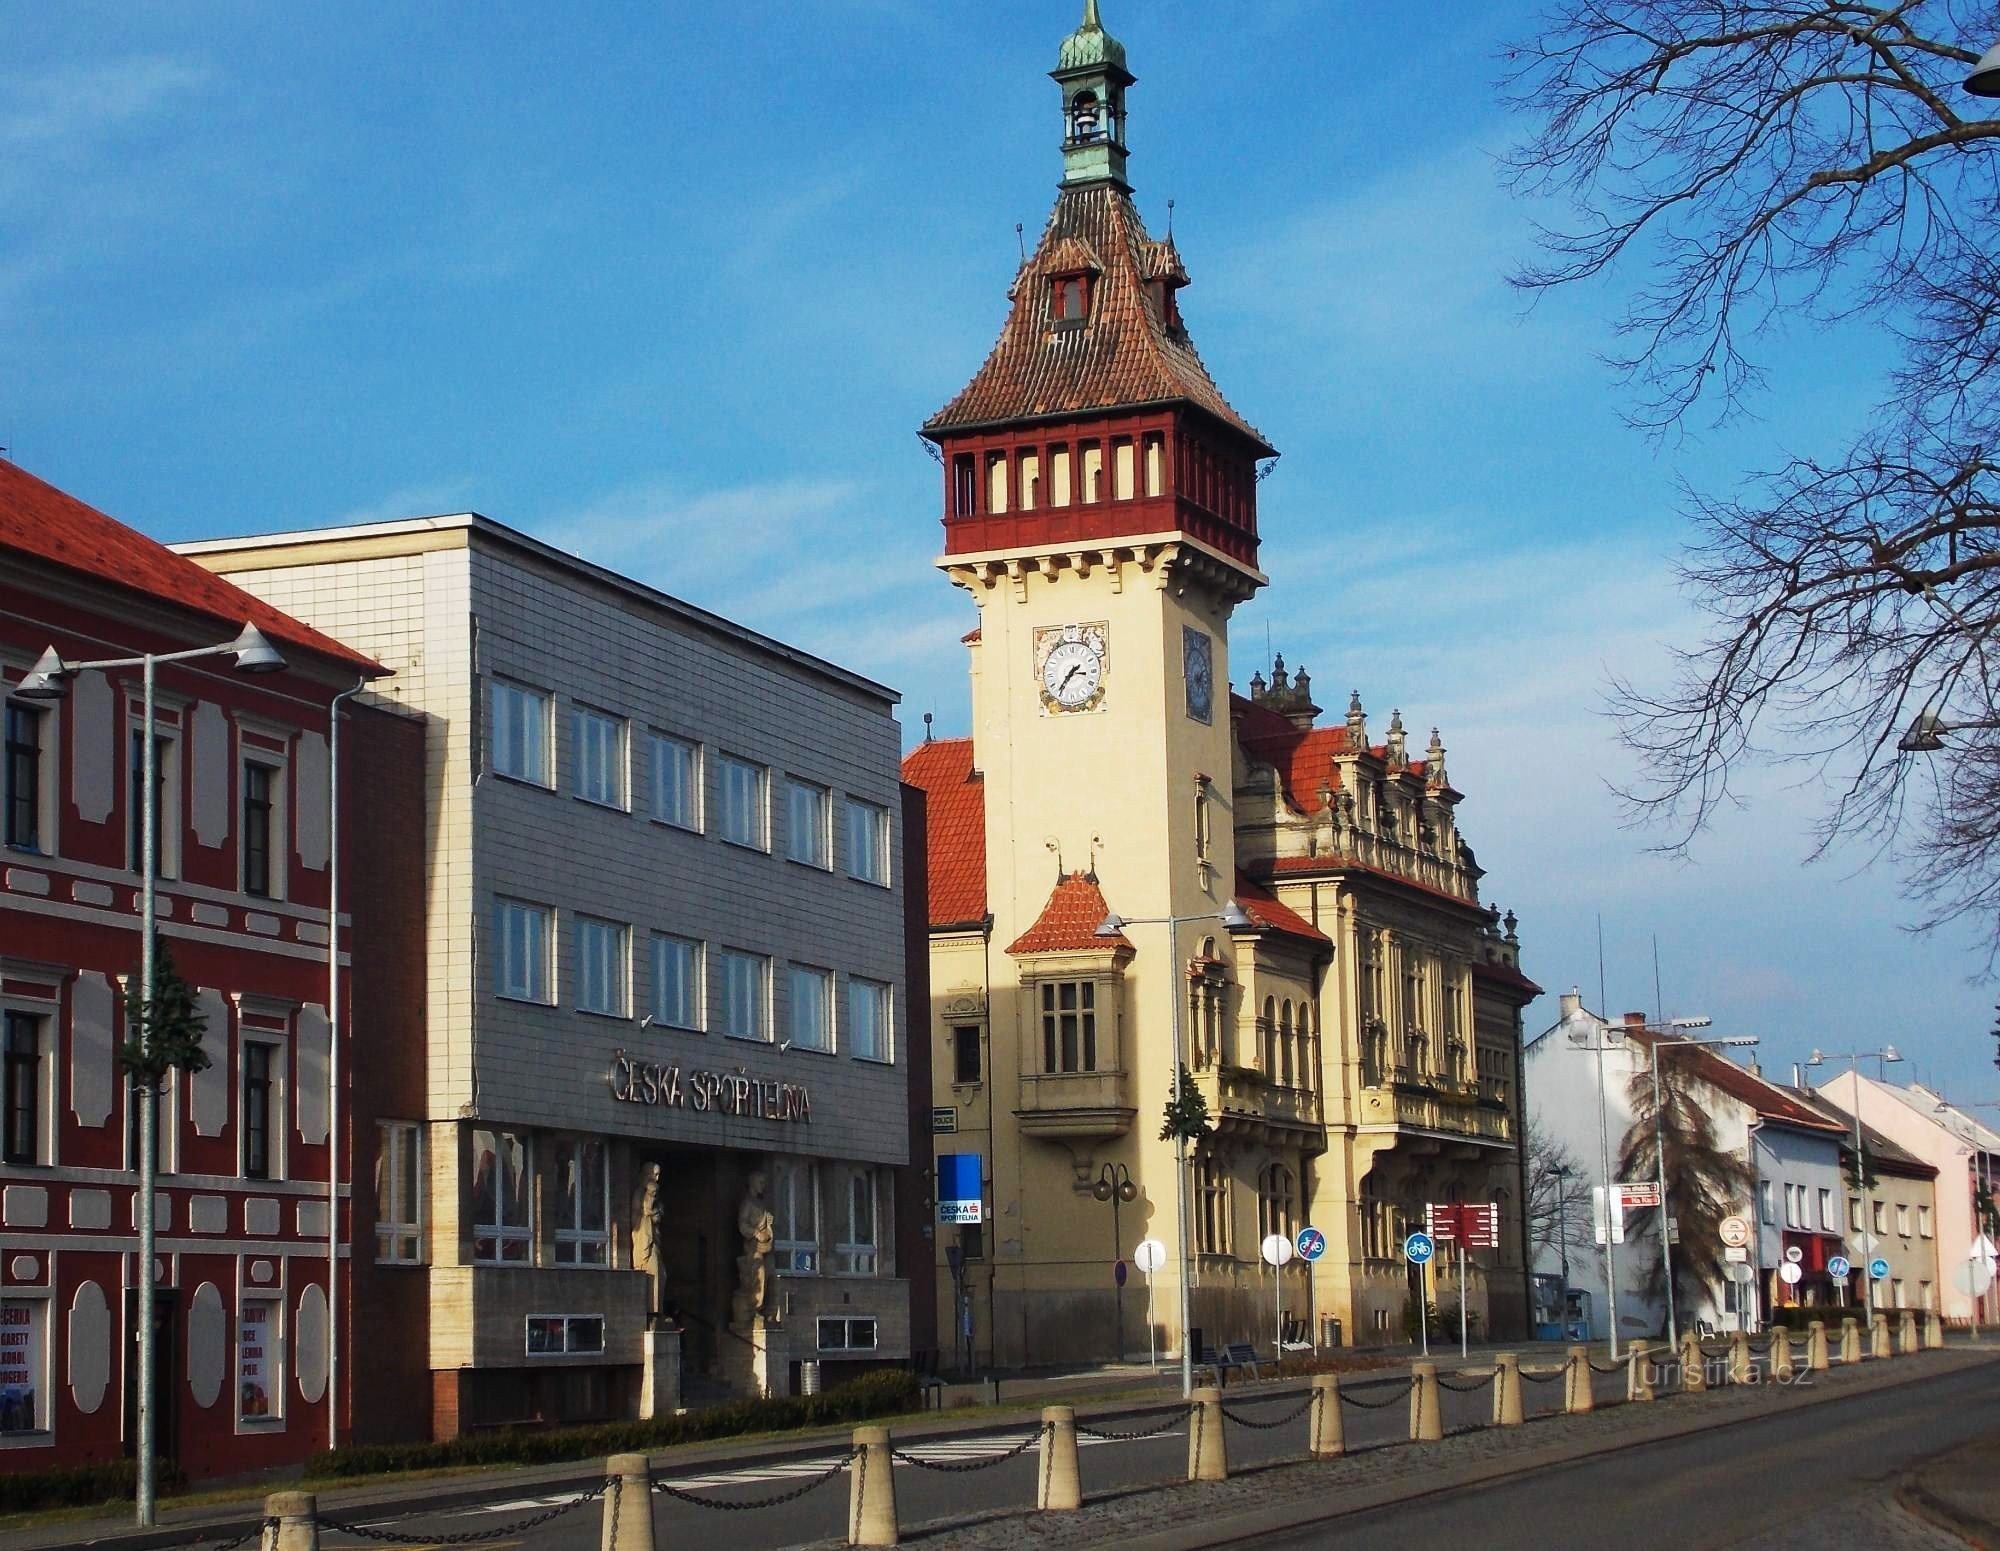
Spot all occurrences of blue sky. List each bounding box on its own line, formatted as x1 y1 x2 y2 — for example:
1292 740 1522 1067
7 1 1996 1101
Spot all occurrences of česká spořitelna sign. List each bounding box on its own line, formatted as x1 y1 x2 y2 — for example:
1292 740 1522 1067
610 1048 813 1123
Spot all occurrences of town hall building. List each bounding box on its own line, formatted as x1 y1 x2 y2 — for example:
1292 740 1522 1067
904 3 1539 1367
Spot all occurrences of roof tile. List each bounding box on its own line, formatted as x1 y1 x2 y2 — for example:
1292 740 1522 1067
1006 871 1129 954
901 737 986 927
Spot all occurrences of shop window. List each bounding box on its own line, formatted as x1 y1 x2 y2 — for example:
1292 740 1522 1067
571 706 627 809
788 780 831 868
1040 981 1097 1073
493 898 552 1004
952 1024 982 1084
490 679 552 786
238 1297 282 1424
3 702 46 853
2 1011 43 1167
472 1129 532 1264
836 1167 879 1276
651 732 701 830
719 950 771 1042
553 1137 609 1266
788 965 834 1053
375 1120 424 1265
0 1298 47 1434
773 1159 819 1273
651 934 703 1031
847 977 892 1063
575 917 630 1018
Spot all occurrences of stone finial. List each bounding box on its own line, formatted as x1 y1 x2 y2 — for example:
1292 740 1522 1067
1385 709 1407 772
1345 690 1367 752
1249 670 1268 701
1292 665 1312 703
1503 909 1518 943
1425 727 1446 791
1270 654 1290 694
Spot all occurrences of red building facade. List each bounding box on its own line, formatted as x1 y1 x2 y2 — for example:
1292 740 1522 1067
0 460 418 1481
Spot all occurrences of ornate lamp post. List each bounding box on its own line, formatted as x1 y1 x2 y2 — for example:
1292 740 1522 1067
1093 1162 1139 1359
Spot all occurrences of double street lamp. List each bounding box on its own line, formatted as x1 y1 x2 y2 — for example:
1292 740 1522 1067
1806 1044 1904 1321
1092 1162 1139 1360
17 624 288 1527
1649 1032 1759 1348
1096 899 1251 1398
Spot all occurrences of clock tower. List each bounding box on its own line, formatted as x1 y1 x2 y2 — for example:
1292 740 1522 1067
913 2 1298 1368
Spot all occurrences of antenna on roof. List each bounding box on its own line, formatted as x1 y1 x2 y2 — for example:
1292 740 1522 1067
1015 223 1026 262
923 710 934 743
1166 197 1175 237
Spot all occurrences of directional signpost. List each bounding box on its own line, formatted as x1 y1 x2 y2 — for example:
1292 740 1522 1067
1405 1231 1436 1358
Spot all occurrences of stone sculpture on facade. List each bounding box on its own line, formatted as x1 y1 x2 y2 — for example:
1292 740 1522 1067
734 1168 777 1327
631 1162 664 1317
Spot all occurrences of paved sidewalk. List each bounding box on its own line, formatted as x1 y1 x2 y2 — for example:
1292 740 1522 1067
1902 1431 2000 1548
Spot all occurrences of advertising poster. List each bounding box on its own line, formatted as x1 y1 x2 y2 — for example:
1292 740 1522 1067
0 1301 40 1433
239 1300 274 1419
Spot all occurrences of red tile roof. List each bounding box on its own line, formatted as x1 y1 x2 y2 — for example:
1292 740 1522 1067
1006 871 1129 954
901 737 987 927
1233 693 1438 816
924 184 1273 454
0 461 380 674
1233 875 1331 947
1629 1029 1846 1133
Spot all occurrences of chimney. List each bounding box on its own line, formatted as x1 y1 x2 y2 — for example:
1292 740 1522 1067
1560 989 1582 1021
1623 1011 1647 1028
1791 1063 1804 1088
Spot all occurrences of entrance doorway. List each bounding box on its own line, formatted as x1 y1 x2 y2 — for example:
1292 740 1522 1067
123 1287 179 1465
641 1145 743 1380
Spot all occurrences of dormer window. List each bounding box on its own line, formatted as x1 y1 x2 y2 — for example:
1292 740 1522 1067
1053 275 1091 322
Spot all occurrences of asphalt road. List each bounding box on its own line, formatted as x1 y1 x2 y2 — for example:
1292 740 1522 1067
317 1355 1632 1551
1249 1359 2000 1551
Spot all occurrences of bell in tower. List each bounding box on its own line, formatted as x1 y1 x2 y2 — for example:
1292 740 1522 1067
1054 1 1133 189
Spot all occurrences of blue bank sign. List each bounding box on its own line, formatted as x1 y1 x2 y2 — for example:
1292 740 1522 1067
938 1153 985 1224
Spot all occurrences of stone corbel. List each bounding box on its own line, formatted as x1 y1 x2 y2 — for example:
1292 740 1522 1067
1102 549 1125 593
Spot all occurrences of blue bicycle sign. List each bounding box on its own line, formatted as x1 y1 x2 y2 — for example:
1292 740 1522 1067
1295 1226 1327 1262
1404 1231 1436 1265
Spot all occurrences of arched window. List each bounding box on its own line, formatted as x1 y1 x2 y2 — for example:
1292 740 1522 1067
1279 1000 1295 1088
1194 1152 1231 1257
1262 996 1277 1078
1359 1173 1385 1260
1069 90 1102 143
1258 1162 1297 1244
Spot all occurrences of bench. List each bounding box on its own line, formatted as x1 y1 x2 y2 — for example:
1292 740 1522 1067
1199 1341 1266 1385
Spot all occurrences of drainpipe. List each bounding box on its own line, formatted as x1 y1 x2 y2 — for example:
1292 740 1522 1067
327 678 365 1452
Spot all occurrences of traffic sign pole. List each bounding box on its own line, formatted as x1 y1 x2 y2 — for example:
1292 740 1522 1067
1459 1242 1469 1359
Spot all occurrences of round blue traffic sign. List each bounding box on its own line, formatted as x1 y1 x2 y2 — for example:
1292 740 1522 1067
1405 1231 1436 1265
1827 1255 1851 1281
1295 1226 1327 1263
1870 1257 1891 1281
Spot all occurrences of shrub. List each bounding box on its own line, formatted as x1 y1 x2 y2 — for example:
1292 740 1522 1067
0 1458 187 1515
303 1367 922 1480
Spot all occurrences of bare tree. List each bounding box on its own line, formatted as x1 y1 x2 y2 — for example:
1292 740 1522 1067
1504 2 2000 940
1524 1117 1593 1277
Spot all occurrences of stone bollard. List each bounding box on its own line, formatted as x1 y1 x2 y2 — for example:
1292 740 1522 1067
1899 1311 1919 1355
1927 1310 1946 1350
1727 1330 1751 1385
1409 1362 1443 1441
1494 1352 1525 1424
1626 1340 1654 1403
262 1491 319 1551
849 1426 898 1548
1806 1320 1828 1371
1769 1327 1793 1381
1563 1345 1593 1414
1840 1317 1861 1364
1680 1331 1707 1392
600 1456 655 1551
1309 1373 1345 1459
1187 1387 1228 1481
1872 1313 1892 1360
1038 1407 1080 1512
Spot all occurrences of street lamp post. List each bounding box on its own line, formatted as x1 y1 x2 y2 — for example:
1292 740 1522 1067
1096 899 1252 1399
1806 1045 1904 1322
1650 1032 1759 1348
1093 1162 1138 1360
18 624 287 1527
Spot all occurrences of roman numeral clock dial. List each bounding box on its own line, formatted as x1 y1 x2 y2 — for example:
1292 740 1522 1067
1034 623 1108 713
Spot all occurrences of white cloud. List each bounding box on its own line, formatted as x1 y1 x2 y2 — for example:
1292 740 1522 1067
0 57 210 149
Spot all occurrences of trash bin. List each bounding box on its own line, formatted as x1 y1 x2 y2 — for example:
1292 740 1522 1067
1189 1327 1206 1366
1321 1315 1343 1349
799 1360 822 1397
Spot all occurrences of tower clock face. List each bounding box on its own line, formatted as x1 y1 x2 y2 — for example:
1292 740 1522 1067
1184 627 1213 724
1034 623 1108 713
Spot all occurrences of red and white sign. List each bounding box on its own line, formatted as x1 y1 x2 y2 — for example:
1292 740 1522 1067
1617 1181 1663 1210
1425 1203 1501 1248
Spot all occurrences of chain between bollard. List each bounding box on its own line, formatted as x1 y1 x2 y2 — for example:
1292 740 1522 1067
1518 1366 1567 1384
318 1480 607 1544
1220 1392 1317 1429
890 1426 1049 1472
1436 1369 1498 1393
655 1448 858 1509
1075 1404 1194 1441
160 1518 279 1551
1338 1377 1417 1409
1586 1356 1627 1374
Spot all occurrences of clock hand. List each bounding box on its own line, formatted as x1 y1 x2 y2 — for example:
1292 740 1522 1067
1059 664 1083 691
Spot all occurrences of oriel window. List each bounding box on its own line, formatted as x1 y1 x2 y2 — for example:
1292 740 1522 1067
1040 981 1097 1073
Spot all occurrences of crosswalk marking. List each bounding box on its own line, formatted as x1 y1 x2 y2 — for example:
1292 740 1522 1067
658 1429 1134 1493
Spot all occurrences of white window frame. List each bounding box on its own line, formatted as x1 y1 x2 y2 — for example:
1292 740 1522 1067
375 1119 424 1265
1896 1202 1911 1237
650 933 703 1032
719 755 768 850
847 977 892 1064
787 779 831 869
574 916 630 1018
787 965 833 1053
489 679 553 788
835 1166 879 1276
471 1128 532 1265
493 898 553 1004
0 1293 52 1444
718 950 771 1043
571 705 628 810
1919 1204 1933 1239
845 798 890 886
552 1136 610 1267
1818 1188 1834 1232
773 1158 819 1273
650 732 701 832
235 1292 285 1430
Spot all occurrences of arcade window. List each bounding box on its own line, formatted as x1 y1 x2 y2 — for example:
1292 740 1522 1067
1080 442 1103 502
553 1137 609 1266
1040 981 1097 1073
2 1012 43 1166
4 703 45 852
952 454 977 516
472 1128 532 1264
375 1120 424 1264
